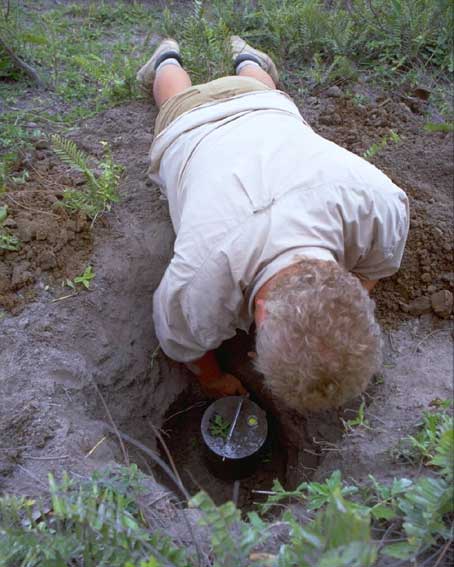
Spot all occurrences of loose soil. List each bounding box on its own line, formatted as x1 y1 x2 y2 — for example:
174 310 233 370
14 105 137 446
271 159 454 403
0 58 453 566
295 84 454 327
0 145 94 313
2 80 453 323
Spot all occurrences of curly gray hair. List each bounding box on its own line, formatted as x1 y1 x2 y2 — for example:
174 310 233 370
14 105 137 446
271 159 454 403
255 258 382 412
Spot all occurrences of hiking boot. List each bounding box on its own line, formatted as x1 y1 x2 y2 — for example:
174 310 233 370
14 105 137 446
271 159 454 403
230 35 279 84
136 38 182 90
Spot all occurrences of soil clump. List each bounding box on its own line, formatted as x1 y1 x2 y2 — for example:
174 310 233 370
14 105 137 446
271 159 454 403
0 143 93 313
297 86 454 327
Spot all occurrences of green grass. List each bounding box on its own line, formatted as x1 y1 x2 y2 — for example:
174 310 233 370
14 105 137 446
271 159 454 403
0 1 157 184
0 406 452 566
363 130 401 161
0 1 451 133
163 0 453 83
0 1 155 107
2 0 451 107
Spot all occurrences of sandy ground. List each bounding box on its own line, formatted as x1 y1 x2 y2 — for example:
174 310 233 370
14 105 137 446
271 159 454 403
0 85 453 555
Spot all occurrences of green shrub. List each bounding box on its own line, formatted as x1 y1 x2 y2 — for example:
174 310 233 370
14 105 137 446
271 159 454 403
349 0 453 70
1 407 452 566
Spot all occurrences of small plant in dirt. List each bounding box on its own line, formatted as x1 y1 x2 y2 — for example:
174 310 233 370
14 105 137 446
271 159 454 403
394 401 453 468
341 400 371 432
0 205 20 251
363 129 401 161
66 265 95 291
424 122 454 134
307 53 357 88
258 470 359 514
51 135 124 222
208 413 231 440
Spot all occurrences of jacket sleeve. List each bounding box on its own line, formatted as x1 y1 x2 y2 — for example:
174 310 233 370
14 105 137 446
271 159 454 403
353 185 409 281
152 252 243 363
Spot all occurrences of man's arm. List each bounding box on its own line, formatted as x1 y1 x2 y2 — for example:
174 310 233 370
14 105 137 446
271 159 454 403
186 351 247 397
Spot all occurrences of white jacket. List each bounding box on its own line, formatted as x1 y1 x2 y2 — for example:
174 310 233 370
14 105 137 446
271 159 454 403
148 90 409 362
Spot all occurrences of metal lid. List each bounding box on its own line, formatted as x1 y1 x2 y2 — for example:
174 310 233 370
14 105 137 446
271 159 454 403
201 396 268 460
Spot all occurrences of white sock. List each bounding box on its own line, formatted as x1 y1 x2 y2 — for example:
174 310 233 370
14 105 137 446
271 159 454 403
236 59 261 74
155 57 181 73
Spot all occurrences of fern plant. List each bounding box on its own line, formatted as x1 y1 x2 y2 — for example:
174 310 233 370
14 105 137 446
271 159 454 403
51 135 123 222
349 0 452 69
162 0 232 84
0 466 192 567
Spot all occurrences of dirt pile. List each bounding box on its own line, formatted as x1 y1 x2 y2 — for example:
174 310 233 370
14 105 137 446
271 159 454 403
0 141 93 313
0 101 189 495
313 91 453 325
2 85 453 325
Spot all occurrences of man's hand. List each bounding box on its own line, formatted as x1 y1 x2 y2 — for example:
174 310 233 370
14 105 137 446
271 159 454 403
360 278 378 292
186 351 247 398
199 373 247 398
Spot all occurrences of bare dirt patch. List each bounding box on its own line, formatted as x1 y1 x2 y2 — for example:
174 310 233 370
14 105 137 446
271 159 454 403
0 144 93 314
0 88 452 520
297 84 454 327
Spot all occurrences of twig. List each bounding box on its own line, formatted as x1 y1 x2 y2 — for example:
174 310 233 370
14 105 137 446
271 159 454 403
416 543 445 567
150 343 160 370
412 329 450 355
377 97 392 108
163 401 208 424
135 451 154 477
366 412 388 426
0 445 32 451
26 454 69 460
6 188 64 195
433 540 453 567
149 420 184 490
173 504 204 567
386 330 399 353
51 293 78 303
148 491 173 507
85 436 106 458
252 501 289 509
4 193 58 217
102 426 190 501
16 464 47 488
0 35 46 87
299 465 318 472
302 448 320 456
91 380 130 467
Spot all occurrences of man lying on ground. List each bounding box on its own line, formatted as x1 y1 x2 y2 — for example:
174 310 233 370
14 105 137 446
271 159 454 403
138 36 409 412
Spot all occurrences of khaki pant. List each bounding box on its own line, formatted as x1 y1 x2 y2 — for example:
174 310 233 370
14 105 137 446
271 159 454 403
154 76 271 136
